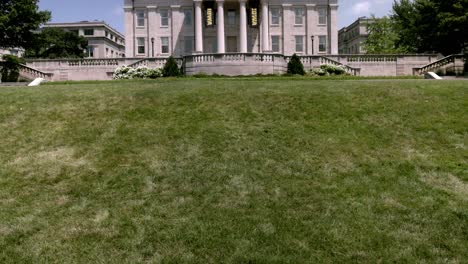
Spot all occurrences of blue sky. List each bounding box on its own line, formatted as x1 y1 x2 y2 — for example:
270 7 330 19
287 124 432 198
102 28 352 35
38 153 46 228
38 0 395 33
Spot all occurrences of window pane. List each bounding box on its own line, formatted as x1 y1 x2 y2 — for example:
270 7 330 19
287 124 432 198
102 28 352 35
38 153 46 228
184 10 192 25
161 37 169 53
137 11 145 27
319 36 327 52
137 38 145 54
295 8 303 25
271 36 279 52
228 10 236 25
319 7 327 25
271 8 280 25
161 10 169 26
185 38 193 53
84 29 94 36
295 36 303 52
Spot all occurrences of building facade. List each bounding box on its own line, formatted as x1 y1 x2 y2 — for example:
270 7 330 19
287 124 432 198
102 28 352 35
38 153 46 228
0 48 25 57
338 17 374 54
124 0 338 58
43 21 126 58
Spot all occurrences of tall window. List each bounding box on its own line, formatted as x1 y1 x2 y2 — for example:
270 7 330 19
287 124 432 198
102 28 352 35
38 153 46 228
160 9 169 27
184 37 193 53
184 9 193 26
294 7 304 25
136 10 145 27
271 8 280 25
318 7 327 25
87 46 94 57
295 36 304 52
319 36 327 52
271 36 280 52
161 37 169 54
228 10 236 25
84 29 94 36
137 37 145 54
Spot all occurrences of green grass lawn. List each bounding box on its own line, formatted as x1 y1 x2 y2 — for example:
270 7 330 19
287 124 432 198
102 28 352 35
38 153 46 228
0 79 467 263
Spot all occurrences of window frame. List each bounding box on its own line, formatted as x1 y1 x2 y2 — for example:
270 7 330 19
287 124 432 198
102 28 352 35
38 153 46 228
295 35 304 53
160 9 169 27
84 29 94 36
271 35 280 52
227 9 236 26
136 10 146 27
318 35 327 53
318 7 327 25
270 7 280 26
137 37 146 55
294 7 304 26
161 37 170 54
183 9 193 26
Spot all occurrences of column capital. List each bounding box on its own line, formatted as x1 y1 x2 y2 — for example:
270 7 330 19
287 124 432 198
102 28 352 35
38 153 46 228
147 5 157 10
329 4 339 10
282 4 292 8
193 0 203 4
239 0 247 3
305 4 316 9
261 0 269 5
216 0 225 3
123 6 133 11
170 5 181 10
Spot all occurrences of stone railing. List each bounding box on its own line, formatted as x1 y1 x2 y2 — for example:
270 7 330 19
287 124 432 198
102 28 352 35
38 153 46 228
414 54 465 75
128 57 183 68
346 55 397 63
18 64 53 80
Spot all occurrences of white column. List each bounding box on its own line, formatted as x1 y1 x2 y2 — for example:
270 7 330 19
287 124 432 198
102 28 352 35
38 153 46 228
194 0 203 53
239 0 248 53
261 0 270 52
216 0 225 53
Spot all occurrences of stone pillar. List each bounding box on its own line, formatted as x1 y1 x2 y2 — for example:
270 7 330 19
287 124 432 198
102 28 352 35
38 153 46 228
147 6 157 57
329 4 338 54
306 4 316 55
239 0 248 53
124 6 134 57
171 5 182 56
216 0 225 53
194 0 203 53
261 0 270 52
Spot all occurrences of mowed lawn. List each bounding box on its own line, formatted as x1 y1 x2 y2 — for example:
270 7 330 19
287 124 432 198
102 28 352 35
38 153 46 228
0 78 467 263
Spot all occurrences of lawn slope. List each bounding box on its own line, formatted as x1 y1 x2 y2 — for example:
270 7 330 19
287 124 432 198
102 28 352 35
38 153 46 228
0 79 467 263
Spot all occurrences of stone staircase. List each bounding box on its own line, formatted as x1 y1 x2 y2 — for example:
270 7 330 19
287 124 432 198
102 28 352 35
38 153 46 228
414 54 465 76
18 64 53 81
320 56 361 76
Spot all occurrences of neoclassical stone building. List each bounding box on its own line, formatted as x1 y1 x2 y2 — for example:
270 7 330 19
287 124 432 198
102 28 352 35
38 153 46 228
124 0 338 57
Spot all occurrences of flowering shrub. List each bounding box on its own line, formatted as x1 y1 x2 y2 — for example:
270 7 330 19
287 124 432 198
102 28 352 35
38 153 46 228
113 66 163 80
310 64 348 76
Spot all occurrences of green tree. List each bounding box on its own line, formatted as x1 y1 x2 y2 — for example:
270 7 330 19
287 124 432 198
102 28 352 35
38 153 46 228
0 0 50 49
363 16 408 54
162 56 181 77
1 55 25 82
392 0 468 55
287 54 305 75
25 28 88 59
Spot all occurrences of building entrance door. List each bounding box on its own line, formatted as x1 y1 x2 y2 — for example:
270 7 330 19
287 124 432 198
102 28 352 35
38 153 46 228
226 37 238 53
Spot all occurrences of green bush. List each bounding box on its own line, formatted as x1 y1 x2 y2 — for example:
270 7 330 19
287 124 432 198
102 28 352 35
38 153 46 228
1 55 25 82
162 56 181 77
287 54 305 75
310 64 348 76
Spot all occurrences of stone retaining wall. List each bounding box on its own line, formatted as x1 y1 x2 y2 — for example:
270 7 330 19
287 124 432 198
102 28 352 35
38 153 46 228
26 54 442 81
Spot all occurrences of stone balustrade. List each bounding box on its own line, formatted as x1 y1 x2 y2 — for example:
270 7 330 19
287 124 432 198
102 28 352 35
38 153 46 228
23 54 444 80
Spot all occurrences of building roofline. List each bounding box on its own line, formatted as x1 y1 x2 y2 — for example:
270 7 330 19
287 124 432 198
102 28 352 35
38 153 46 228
44 21 124 39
